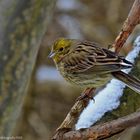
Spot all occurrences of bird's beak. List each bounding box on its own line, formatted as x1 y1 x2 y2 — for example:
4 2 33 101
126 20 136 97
48 51 55 58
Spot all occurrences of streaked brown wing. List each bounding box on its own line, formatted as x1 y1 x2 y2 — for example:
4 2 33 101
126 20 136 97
63 45 96 73
62 41 132 74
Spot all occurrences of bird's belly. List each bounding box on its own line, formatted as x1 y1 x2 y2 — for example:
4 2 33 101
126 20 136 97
57 63 112 88
62 72 112 88
77 76 111 87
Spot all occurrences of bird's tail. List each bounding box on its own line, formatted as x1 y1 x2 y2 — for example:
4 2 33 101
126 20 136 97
112 71 140 94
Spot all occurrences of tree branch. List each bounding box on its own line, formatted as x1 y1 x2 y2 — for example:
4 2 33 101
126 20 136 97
62 110 140 140
52 97 94 140
112 0 140 53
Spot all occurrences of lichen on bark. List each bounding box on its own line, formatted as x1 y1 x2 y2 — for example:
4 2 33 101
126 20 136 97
0 0 55 136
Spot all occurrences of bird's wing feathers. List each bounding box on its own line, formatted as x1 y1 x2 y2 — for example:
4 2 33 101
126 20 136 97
62 41 132 74
63 44 96 73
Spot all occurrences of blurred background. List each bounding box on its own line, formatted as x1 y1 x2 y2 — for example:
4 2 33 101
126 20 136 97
13 0 140 139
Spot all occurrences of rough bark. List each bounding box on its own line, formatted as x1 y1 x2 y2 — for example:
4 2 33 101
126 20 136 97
52 91 95 139
0 0 55 136
56 91 95 131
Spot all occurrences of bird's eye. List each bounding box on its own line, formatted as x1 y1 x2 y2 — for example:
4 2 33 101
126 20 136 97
59 47 63 51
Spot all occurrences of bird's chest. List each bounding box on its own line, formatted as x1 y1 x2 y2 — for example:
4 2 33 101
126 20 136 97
57 62 75 82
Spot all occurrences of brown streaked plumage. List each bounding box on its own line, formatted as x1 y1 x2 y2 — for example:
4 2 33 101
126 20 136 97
49 38 140 99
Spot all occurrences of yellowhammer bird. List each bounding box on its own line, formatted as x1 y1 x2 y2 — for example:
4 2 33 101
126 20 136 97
49 38 140 100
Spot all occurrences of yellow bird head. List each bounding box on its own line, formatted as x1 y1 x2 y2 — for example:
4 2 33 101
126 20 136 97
49 38 72 63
